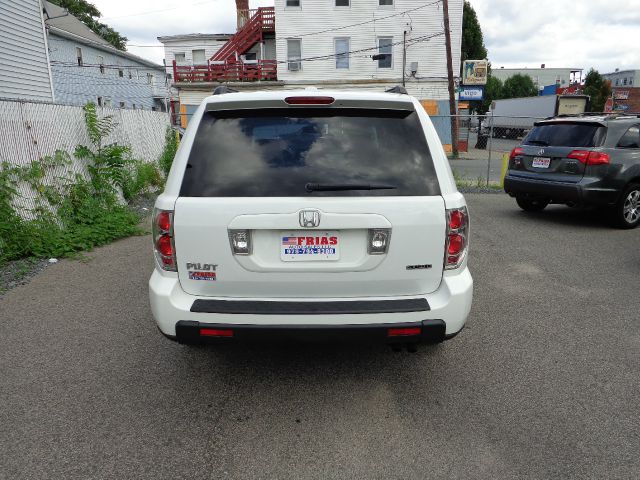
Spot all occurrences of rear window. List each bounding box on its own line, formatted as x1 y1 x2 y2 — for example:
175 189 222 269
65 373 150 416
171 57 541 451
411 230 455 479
524 122 606 148
180 108 440 197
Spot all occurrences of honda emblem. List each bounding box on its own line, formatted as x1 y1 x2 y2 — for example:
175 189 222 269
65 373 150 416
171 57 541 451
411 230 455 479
538 148 545 155
299 210 320 228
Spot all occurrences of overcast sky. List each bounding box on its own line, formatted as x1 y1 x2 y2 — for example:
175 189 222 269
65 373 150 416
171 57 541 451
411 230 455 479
94 0 639 74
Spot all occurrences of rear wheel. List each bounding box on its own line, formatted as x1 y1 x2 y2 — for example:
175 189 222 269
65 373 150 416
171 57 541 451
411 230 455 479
614 184 640 229
516 195 549 212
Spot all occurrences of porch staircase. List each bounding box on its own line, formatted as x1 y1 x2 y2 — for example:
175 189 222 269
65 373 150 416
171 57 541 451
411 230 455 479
211 7 275 62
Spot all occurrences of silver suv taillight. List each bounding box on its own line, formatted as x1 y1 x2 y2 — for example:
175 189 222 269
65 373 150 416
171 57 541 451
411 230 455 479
153 209 177 271
445 207 469 269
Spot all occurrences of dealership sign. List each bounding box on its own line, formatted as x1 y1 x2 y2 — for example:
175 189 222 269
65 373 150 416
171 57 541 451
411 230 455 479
459 86 484 101
462 60 488 85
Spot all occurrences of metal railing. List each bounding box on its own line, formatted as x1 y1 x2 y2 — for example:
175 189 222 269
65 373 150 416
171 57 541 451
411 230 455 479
172 59 277 83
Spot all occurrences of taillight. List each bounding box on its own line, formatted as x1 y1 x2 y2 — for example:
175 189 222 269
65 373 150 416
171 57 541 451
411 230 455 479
567 150 610 165
445 207 469 269
284 96 335 105
509 147 523 160
153 208 177 271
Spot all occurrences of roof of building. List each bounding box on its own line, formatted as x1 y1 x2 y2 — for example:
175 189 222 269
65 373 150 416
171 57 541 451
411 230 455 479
602 69 639 75
495 67 583 72
43 1 164 70
157 33 233 43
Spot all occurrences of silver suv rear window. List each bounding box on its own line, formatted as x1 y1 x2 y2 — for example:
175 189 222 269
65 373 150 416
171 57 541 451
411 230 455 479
524 122 606 148
180 108 440 197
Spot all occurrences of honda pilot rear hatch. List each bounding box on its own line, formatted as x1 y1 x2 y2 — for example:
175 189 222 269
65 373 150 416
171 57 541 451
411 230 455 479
173 102 447 298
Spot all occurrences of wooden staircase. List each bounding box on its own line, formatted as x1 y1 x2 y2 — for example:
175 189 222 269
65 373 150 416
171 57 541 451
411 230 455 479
211 7 275 62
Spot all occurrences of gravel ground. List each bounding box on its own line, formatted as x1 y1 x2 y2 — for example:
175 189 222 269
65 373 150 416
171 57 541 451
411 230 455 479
0 257 50 296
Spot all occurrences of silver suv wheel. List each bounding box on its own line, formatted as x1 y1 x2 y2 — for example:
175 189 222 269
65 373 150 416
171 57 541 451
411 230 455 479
623 189 640 224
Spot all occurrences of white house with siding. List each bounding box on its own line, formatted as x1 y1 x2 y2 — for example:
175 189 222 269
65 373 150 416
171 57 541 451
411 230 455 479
0 0 55 102
43 1 169 111
167 0 462 134
274 0 461 100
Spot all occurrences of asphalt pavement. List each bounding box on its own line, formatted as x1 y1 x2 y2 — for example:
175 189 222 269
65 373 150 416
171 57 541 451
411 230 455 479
1 194 639 479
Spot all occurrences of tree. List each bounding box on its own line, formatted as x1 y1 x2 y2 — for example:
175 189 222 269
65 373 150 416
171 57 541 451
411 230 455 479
461 1 488 65
502 74 538 99
461 2 490 113
476 76 503 114
49 0 127 51
583 68 612 112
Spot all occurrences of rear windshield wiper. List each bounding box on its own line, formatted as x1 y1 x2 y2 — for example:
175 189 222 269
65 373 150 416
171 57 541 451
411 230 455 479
524 140 549 146
305 183 397 192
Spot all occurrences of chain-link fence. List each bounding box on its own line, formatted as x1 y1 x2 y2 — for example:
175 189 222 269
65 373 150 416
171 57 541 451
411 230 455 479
431 114 544 186
0 98 170 214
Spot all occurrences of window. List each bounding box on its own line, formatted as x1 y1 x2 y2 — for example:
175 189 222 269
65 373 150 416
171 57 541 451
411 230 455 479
192 49 206 64
287 39 302 71
630 79 634 85
119 101 126 108
623 78 628 85
379 0 394 5
524 122 606 148
174 52 186 64
97 55 104 74
242 52 257 61
104 98 112 108
286 0 300 7
147 73 154 85
335 38 350 69
76 47 83 66
97 96 103 107
617 125 640 149
377 37 392 68
181 108 439 197
117 62 123 78
335 0 349 6
615 79 619 86
132 103 136 109
128 70 132 79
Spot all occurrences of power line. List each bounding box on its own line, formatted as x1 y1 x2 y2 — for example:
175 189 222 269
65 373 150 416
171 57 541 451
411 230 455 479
274 32 445 65
50 61 166 74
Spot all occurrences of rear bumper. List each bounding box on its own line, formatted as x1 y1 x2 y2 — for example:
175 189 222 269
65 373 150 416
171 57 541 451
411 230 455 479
172 319 452 344
149 267 473 342
503 174 619 206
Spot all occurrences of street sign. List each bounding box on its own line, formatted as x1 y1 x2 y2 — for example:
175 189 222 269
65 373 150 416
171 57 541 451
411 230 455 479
459 86 484 101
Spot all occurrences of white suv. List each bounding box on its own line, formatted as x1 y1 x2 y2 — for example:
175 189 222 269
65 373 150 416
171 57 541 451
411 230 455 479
149 89 473 348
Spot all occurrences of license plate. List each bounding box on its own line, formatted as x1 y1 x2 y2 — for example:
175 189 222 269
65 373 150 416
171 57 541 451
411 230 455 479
532 157 551 168
281 231 339 262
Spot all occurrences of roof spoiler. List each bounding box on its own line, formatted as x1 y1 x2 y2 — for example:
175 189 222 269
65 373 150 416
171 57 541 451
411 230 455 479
213 86 239 95
385 86 408 95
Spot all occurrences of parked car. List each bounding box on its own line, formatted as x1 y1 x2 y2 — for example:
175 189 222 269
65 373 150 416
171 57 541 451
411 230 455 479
504 115 640 228
149 89 473 350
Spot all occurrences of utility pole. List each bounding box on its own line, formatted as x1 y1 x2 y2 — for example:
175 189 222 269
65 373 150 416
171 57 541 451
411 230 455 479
442 0 459 157
402 30 407 87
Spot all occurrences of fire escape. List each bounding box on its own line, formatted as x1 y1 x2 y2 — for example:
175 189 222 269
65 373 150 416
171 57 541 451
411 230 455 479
172 7 276 83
